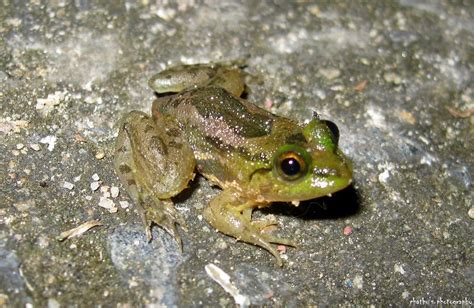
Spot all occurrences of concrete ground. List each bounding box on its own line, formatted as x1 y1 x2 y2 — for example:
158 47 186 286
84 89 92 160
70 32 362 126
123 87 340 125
1 1 472 306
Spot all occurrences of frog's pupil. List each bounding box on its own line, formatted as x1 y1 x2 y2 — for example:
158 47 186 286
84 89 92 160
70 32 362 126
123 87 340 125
281 158 300 176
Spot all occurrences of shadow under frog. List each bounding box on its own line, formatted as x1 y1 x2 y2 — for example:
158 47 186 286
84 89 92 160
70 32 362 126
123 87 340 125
114 63 353 266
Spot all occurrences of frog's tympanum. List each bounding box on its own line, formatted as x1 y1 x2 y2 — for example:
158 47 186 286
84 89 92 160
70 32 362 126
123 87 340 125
114 63 352 266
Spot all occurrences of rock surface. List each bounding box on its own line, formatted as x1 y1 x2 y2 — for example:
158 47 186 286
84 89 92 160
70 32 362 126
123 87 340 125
1 1 472 306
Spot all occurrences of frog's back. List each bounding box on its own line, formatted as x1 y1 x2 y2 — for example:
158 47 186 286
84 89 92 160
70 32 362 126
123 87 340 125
154 86 276 138
152 86 301 187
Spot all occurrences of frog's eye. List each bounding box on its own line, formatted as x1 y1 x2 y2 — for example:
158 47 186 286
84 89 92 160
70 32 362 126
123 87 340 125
273 146 311 181
323 120 339 144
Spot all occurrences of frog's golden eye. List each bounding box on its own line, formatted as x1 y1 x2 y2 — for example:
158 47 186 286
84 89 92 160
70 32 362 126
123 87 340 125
273 146 311 181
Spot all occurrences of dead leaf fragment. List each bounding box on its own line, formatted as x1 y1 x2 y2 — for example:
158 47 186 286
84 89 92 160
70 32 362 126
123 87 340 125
397 109 416 125
446 107 474 118
354 79 368 92
57 220 103 241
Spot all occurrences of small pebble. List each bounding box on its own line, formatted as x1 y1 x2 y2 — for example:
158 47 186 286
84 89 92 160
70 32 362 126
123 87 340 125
353 275 363 289
319 68 341 80
378 169 390 183
98 197 117 213
468 207 474 219
92 173 100 181
277 245 287 253
264 99 273 109
14 199 35 211
95 149 105 160
30 144 41 151
90 181 100 191
111 186 120 198
383 72 402 85
40 135 57 151
119 201 130 209
343 226 353 235
16 143 24 150
63 181 74 190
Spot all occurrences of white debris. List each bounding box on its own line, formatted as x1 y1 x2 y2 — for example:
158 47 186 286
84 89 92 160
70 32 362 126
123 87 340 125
57 220 102 241
36 91 67 116
205 263 250 308
156 7 176 21
353 274 364 289
319 68 341 80
92 173 100 181
30 143 41 151
366 106 386 129
111 186 120 198
0 119 28 134
63 181 74 190
378 169 390 183
90 181 100 191
99 197 118 213
16 143 24 150
119 200 130 209
394 263 406 275
40 135 57 151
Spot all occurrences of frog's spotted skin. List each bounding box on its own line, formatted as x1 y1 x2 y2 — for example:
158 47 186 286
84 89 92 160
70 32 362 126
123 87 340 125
114 63 352 266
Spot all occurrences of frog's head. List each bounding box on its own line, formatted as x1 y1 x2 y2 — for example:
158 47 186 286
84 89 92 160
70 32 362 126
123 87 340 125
249 118 352 202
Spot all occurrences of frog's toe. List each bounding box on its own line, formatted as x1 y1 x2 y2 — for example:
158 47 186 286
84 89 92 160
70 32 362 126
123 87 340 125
146 212 185 251
251 217 278 231
260 233 297 248
139 198 187 251
160 218 184 251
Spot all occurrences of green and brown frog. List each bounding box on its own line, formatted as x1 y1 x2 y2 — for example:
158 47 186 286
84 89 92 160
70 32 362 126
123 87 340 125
114 63 352 266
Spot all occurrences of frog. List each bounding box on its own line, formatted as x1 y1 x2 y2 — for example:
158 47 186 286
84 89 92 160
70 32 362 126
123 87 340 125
114 63 352 266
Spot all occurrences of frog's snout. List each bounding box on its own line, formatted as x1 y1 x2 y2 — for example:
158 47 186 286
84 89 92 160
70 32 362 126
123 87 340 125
313 160 351 179
311 153 353 192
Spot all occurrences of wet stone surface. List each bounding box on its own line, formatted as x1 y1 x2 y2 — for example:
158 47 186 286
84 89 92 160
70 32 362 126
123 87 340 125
0 1 473 306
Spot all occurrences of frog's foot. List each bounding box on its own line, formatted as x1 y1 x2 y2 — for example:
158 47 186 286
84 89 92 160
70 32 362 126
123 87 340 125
203 192 295 267
139 197 187 250
241 209 297 246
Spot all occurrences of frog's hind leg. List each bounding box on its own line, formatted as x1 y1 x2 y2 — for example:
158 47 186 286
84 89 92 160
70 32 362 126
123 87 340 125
207 66 245 97
149 63 245 97
114 111 195 249
203 191 296 266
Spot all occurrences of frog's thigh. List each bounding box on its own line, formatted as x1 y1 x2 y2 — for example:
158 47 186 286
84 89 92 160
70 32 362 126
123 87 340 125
114 111 195 245
149 64 216 93
203 191 294 266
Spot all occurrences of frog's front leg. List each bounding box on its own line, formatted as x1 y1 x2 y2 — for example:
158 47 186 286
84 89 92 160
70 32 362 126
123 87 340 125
203 191 296 266
114 111 195 249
